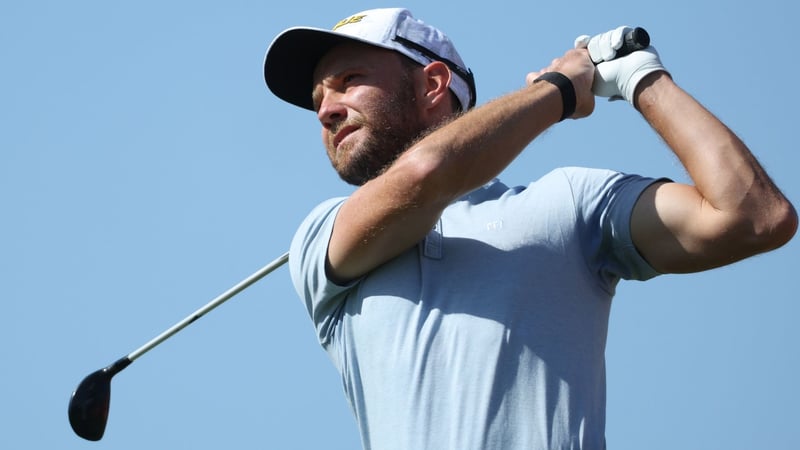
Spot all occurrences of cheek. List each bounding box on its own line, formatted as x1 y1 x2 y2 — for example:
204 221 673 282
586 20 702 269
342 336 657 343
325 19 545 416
320 128 335 160
320 126 333 148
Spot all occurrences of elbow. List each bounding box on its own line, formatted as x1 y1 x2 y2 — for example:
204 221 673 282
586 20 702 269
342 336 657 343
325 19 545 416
389 142 467 207
769 199 798 248
748 197 798 253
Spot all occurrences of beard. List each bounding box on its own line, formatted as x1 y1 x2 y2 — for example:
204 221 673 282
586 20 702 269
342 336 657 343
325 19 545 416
327 75 427 186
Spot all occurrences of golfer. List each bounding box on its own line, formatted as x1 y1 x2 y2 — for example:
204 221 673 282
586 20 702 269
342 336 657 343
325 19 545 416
263 8 796 449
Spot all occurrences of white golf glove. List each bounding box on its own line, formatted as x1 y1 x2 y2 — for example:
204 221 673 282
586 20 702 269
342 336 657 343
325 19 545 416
574 26 667 104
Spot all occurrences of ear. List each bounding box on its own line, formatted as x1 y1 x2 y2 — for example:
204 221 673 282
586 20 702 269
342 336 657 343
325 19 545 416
420 61 452 112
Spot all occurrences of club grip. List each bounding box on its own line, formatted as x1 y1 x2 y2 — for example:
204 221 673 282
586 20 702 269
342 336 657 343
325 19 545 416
615 27 650 59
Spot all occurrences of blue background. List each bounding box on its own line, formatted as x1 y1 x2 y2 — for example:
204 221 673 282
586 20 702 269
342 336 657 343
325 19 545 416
3 1 798 448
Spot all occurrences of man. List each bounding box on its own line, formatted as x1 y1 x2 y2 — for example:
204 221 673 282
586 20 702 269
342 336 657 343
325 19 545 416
263 8 796 450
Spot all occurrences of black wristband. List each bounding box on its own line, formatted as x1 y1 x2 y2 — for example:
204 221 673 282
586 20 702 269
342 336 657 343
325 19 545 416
534 72 576 121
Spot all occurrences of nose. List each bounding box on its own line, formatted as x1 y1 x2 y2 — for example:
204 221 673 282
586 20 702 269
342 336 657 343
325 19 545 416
316 90 347 130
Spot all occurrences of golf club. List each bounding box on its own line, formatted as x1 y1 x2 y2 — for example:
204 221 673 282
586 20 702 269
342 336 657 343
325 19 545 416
616 27 650 59
68 251 289 441
579 26 651 63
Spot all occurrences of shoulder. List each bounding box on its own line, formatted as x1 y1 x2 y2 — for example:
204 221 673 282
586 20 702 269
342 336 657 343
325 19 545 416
289 198 347 277
547 166 621 186
545 167 662 203
288 196 355 345
292 197 348 242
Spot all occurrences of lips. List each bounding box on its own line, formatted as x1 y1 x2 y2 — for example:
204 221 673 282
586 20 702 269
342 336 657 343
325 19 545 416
333 125 360 150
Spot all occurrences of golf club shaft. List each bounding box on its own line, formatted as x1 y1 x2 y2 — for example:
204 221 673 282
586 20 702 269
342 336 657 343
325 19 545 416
127 251 289 362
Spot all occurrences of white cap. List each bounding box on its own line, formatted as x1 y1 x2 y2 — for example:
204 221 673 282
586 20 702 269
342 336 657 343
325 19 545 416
263 8 475 111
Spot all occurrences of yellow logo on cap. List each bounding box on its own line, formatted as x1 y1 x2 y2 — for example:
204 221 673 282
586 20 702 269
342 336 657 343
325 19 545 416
333 14 366 31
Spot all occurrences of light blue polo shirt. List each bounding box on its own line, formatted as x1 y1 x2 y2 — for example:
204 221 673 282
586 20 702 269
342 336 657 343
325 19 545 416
290 167 661 450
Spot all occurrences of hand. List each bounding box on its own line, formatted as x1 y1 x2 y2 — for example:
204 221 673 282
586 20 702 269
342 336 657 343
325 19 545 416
526 48 596 119
575 26 668 105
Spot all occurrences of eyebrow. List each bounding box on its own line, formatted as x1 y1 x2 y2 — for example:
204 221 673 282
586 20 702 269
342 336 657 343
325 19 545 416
310 72 338 112
310 66 365 112
311 75 338 112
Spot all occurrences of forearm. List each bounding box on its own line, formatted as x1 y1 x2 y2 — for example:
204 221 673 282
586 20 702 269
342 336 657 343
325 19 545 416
637 73 763 209
327 48 596 283
329 82 564 282
397 81 563 206
634 71 797 261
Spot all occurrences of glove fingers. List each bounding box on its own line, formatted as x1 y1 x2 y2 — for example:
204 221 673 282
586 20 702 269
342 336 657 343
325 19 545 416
599 31 616 61
574 34 590 49
587 34 604 63
586 25 636 63
578 26 668 104
610 26 631 51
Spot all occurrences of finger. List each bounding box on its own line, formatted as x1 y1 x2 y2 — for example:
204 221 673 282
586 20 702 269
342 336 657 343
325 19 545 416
574 34 590 49
525 71 542 85
610 25 630 51
587 35 604 63
599 31 616 61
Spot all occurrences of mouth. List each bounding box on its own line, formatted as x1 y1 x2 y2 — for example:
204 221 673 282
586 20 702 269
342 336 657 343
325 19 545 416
333 125 360 150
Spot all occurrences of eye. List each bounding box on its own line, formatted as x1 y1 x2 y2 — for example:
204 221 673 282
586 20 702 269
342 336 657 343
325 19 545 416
342 73 360 84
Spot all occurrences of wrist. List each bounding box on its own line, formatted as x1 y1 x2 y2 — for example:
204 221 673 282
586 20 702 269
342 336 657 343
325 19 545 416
632 70 672 110
533 72 576 121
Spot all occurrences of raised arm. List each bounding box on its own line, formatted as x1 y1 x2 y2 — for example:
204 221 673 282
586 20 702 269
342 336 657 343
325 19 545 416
576 27 797 273
322 45 596 283
629 72 797 273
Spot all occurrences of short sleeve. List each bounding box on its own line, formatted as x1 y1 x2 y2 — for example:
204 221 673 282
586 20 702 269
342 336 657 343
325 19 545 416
289 197 359 346
561 167 665 287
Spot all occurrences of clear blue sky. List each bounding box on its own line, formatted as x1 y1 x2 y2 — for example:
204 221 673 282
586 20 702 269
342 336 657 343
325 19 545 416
3 1 798 449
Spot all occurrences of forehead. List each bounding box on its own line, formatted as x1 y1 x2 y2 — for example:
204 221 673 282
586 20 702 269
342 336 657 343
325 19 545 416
313 42 402 81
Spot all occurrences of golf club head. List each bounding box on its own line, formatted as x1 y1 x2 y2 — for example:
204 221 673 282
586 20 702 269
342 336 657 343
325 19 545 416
68 357 131 441
68 367 112 440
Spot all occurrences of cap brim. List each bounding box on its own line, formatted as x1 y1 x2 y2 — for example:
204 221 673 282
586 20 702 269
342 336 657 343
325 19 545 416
264 27 361 111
